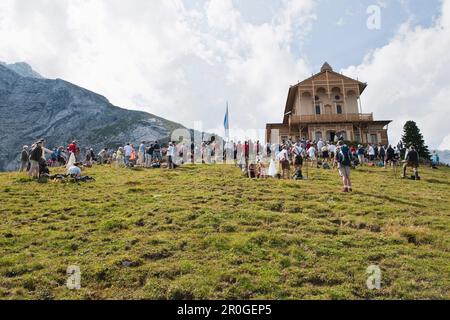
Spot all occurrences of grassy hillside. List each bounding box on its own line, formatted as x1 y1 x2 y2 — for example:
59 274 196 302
0 164 449 300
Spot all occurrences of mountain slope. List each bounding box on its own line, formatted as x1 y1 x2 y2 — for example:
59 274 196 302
0 63 186 171
0 62 43 79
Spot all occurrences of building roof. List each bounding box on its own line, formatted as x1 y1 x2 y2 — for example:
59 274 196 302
321 62 333 72
282 62 368 124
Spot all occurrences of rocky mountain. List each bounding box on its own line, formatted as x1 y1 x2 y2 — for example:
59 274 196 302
0 62 189 171
0 61 43 79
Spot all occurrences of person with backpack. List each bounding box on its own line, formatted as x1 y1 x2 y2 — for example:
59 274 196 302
29 140 44 178
335 141 353 192
292 142 304 179
308 144 317 168
402 146 420 180
20 145 29 172
385 145 395 168
357 144 365 166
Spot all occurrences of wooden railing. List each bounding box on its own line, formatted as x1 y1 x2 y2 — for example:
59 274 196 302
290 113 373 123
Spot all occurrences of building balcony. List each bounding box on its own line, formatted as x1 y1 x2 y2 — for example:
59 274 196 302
290 113 373 124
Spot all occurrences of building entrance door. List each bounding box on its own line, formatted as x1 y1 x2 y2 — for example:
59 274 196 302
328 131 336 142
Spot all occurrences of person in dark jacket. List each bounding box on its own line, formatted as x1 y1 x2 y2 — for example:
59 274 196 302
379 145 386 166
402 146 420 179
20 145 29 172
385 145 395 167
29 140 44 178
335 141 353 192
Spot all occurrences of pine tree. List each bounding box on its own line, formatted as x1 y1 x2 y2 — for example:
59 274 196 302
401 121 431 160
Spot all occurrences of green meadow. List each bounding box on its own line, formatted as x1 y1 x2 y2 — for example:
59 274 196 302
0 164 449 300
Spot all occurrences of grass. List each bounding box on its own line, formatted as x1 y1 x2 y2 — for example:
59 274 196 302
0 163 449 300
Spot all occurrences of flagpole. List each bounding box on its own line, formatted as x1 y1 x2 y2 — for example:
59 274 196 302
227 101 229 143
224 101 230 143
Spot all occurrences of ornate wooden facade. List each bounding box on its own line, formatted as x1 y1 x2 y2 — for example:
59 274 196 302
266 62 391 145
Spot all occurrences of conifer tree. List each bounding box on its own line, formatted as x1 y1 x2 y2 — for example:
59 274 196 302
401 121 431 160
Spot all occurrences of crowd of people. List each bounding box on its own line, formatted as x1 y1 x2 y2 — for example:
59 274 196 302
18 136 439 191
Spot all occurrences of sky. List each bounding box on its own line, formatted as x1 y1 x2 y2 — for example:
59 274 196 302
0 0 449 149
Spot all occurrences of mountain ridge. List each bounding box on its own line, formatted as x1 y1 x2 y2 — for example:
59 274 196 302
0 62 188 171
0 61 43 79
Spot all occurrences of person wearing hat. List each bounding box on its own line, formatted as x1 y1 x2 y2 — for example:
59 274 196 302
28 140 44 178
67 162 82 178
20 145 29 172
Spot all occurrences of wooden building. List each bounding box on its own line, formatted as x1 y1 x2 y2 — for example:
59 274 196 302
266 62 391 145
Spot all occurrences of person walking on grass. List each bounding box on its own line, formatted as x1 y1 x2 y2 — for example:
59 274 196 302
29 140 44 178
124 143 133 166
138 141 146 165
277 145 290 179
357 144 365 166
167 142 176 169
431 150 439 169
20 145 29 172
68 140 80 161
116 147 125 167
385 144 395 168
153 141 162 162
308 144 317 168
379 144 386 166
146 143 154 167
402 146 420 180
292 142 304 179
335 141 353 192
368 144 375 162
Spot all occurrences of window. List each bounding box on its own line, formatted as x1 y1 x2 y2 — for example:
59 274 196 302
355 133 361 143
337 105 343 114
314 95 319 101
315 105 321 115
315 132 322 141
337 131 347 140
371 134 378 144
335 95 341 100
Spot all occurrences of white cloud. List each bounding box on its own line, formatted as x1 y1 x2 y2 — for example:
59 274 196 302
0 0 448 149
439 134 450 150
336 18 345 27
205 0 241 32
0 0 317 139
343 0 450 149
